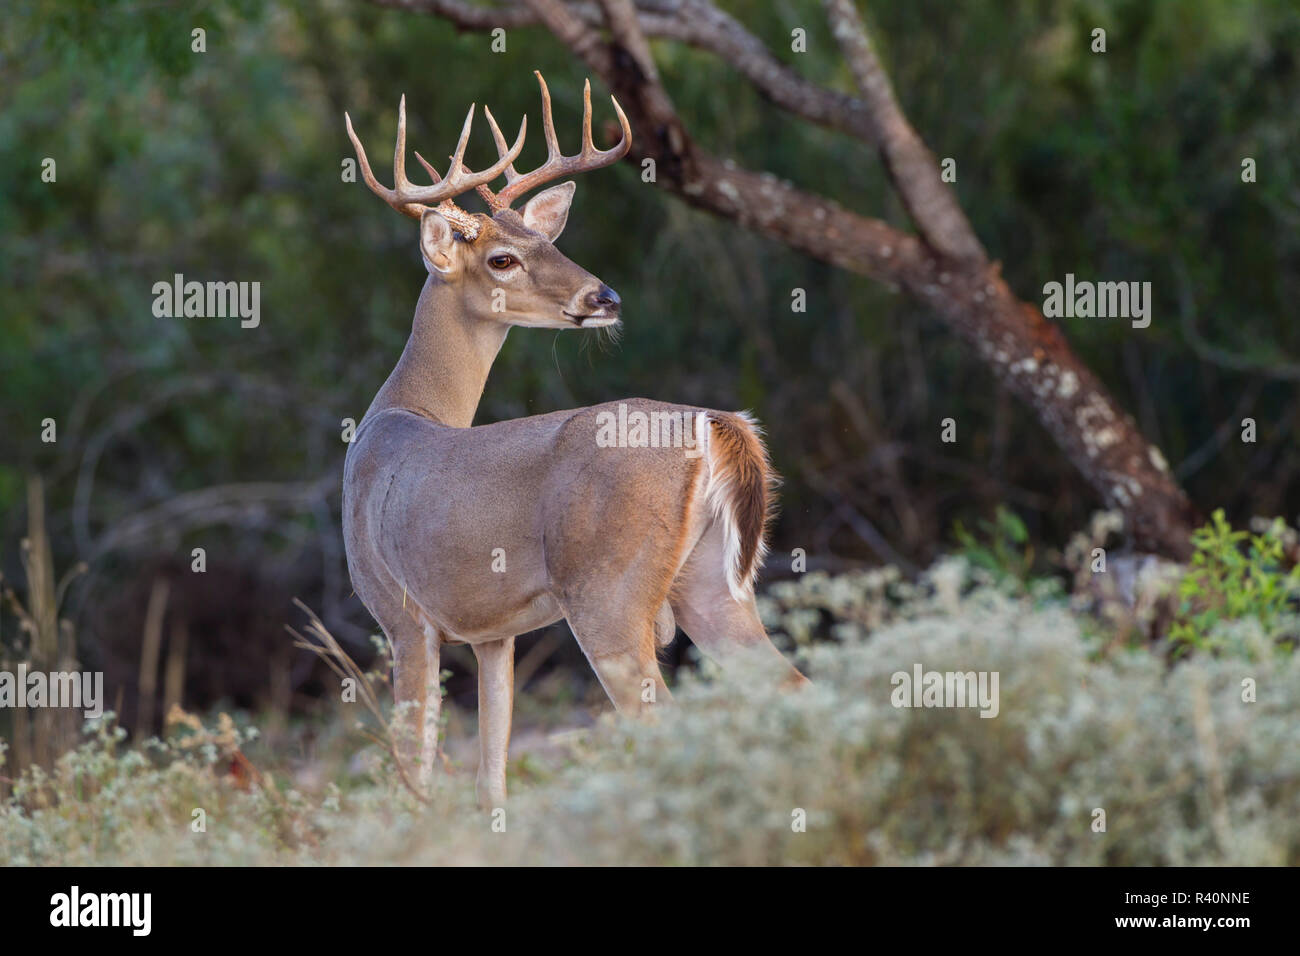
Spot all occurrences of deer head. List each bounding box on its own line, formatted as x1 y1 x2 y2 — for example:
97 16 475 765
345 72 631 329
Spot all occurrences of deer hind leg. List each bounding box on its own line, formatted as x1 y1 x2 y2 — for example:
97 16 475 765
471 636 515 808
565 601 672 715
670 520 809 689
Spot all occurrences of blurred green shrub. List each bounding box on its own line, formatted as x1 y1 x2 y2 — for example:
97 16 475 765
952 505 1036 588
1170 509 1300 658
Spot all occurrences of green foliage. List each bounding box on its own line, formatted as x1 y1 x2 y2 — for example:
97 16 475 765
1170 508 1300 658
952 505 1036 587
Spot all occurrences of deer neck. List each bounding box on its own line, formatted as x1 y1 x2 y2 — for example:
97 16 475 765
365 276 509 428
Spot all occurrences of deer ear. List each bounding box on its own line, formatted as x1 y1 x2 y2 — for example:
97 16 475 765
419 209 457 274
521 181 576 242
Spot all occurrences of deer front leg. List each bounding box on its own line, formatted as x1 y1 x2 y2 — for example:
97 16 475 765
472 636 515 808
391 631 432 788
373 600 442 790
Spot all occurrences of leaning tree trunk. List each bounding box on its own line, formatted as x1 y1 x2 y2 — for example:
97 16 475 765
387 0 1200 559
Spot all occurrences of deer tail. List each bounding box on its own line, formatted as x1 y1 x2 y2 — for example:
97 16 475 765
702 411 778 602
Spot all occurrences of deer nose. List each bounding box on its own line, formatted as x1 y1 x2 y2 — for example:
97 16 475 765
586 285 621 314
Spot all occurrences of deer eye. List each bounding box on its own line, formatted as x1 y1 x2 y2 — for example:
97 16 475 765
488 254 517 270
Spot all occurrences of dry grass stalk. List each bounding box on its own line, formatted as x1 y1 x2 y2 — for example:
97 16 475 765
286 598 430 805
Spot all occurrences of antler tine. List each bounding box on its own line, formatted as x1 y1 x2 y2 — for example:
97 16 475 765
412 151 443 184
482 105 523 184
581 78 593 159
393 94 410 200
345 110 398 208
492 71 633 210
344 97 528 224
606 92 632 159
538 71 561 161
477 105 522 211
442 104 478 191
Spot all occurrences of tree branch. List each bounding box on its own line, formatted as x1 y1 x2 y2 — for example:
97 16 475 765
385 0 881 144
370 0 540 29
822 0 983 263
661 0 880 145
92 477 338 560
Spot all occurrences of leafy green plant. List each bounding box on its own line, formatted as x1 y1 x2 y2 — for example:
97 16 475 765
1170 509 1300 658
952 505 1035 587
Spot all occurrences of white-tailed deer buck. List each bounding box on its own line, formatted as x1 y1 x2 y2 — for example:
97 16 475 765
342 72 806 807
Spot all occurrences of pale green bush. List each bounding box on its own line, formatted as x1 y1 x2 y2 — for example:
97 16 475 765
3 559 1295 865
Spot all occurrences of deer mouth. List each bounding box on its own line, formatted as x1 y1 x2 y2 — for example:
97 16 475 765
564 311 620 328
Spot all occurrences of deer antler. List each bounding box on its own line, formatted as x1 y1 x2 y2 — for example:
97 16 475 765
344 94 526 239
473 71 631 212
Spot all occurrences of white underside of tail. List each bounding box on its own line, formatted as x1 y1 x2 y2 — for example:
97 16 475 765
701 411 768 603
